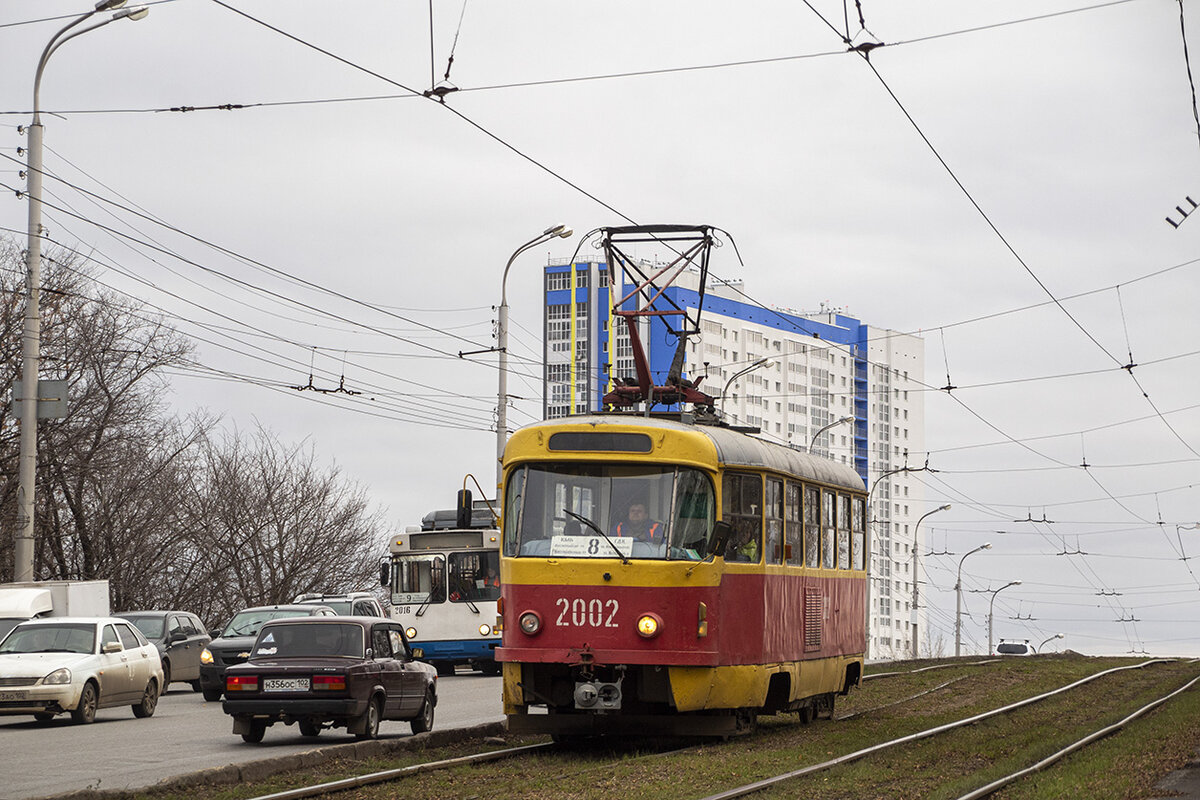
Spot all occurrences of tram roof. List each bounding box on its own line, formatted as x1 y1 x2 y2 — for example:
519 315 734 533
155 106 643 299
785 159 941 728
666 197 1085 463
518 414 866 494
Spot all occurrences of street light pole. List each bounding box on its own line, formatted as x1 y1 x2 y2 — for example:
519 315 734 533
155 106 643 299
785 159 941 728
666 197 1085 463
955 542 992 657
987 580 1022 655
496 224 572 490
808 415 854 453
15 0 148 583
719 357 774 419
911 503 950 659
1036 633 1064 653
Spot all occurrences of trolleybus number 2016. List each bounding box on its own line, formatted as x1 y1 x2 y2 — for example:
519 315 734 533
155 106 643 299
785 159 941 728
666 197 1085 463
555 597 619 628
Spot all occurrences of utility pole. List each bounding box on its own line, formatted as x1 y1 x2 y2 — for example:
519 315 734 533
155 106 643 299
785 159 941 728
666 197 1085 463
16 1 149 582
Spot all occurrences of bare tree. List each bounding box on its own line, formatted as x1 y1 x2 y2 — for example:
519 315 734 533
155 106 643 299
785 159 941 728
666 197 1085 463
0 241 208 598
181 424 387 625
0 237 389 628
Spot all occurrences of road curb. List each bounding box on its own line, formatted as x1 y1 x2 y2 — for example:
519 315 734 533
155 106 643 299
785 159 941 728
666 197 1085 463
36 721 507 800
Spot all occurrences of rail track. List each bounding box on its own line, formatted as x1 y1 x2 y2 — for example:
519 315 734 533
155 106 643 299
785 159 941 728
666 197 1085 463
701 659 1190 799
190 656 1198 800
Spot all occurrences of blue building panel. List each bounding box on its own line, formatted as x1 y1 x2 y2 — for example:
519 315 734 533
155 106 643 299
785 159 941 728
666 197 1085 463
544 263 875 485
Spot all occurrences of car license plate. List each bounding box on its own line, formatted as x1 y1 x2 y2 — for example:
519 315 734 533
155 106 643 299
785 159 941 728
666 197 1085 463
0 690 28 701
263 678 310 693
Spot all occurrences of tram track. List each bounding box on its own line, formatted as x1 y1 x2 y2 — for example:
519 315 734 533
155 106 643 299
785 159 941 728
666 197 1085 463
139 655 1200 800
700 659 1193 800
239 743 555 800
239 739 705 800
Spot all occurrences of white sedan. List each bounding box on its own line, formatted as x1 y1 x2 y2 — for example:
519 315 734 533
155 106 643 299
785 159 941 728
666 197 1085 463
0 616 164 723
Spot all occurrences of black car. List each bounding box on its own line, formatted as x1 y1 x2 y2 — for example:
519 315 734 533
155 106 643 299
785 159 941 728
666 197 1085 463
199 604 335 701
119 610 210 692
222 616 437 743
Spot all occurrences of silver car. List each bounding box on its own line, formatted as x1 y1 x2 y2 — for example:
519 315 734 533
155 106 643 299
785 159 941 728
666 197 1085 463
0 616 164 723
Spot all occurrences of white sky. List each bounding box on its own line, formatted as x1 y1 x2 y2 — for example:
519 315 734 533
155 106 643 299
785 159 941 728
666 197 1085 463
3 0 1199 658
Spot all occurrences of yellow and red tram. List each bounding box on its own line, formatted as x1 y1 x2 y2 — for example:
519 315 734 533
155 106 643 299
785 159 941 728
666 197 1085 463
497 414 867 738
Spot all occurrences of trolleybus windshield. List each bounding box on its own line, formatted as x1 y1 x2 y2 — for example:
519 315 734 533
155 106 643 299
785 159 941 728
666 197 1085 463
504 464 715 560
390 553 446 605
447 550 501 602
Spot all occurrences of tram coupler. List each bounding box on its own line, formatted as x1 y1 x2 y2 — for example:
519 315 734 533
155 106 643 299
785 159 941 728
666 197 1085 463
573 664 625 710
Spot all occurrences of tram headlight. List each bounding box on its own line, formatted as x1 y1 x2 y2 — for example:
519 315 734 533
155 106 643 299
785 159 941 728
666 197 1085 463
636 613 662 639
405 627 417 640
518 611 542 635
479 623 492 636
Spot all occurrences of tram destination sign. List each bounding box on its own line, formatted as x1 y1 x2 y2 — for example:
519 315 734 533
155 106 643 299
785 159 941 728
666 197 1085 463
550 535 634 559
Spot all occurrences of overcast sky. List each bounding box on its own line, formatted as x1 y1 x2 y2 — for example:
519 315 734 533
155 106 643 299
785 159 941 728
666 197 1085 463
3 0 1199 658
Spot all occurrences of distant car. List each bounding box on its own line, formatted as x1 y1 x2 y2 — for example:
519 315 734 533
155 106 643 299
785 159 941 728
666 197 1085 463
293 592 386 617
119 611 210 692
199 604 336 701
222 616 437 743
996 639 1032 655
0 616 163 724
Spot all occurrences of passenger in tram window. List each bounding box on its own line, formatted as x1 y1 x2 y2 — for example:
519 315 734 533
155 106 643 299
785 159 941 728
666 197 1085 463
611 501 665 544
725 520 761 562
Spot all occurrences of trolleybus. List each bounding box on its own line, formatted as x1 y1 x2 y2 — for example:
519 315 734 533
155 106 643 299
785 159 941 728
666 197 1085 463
382 496 502 675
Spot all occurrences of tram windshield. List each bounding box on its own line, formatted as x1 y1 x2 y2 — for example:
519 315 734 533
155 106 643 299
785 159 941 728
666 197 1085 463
503 464 716 560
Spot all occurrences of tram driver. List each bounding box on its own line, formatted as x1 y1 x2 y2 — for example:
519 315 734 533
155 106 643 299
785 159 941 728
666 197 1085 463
611 501 665 545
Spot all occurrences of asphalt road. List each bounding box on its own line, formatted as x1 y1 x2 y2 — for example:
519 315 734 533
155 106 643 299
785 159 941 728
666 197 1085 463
2 669 504 800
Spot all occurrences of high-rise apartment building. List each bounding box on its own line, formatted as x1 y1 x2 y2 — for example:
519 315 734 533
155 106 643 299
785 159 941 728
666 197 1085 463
542 259 927 660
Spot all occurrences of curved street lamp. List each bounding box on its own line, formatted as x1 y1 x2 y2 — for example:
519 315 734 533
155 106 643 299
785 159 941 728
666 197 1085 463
911 503 950 658
1036 633 1064 653
496 224 572 488
988 580 1022 655
16 0 149 583
719 357 774 417
955 542 992 657
808 415 854 453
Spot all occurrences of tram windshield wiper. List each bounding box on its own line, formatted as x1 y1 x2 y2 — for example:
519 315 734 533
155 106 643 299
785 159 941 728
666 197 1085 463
562 509 629 565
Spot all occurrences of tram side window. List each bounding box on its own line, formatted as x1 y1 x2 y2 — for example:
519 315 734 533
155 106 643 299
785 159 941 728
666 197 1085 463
852 497 866 570
503 466 529 558
785 482 803 566
722 473 762 563
822 490 836 569
671 469 715 558
837 494 851 570
804 485 820 568
765 478 784 565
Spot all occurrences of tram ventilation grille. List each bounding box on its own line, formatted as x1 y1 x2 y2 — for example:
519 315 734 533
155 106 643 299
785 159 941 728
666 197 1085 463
804 588 822 651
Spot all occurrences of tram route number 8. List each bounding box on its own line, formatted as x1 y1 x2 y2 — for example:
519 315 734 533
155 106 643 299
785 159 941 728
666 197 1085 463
556 597 619 628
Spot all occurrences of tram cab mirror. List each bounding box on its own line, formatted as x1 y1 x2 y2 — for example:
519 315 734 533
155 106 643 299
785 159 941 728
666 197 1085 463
709 521 733 558
379 561 390 587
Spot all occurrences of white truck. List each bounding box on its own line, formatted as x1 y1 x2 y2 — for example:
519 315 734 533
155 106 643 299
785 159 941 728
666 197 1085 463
0 580 110 641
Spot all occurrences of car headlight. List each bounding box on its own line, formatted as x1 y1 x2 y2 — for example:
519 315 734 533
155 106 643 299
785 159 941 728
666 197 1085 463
43 667 71 685
519 611 542 635
200 648 213 665
405 627 417 640
478 624 491 636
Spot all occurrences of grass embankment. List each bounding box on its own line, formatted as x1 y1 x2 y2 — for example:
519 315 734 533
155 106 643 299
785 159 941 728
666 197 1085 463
131 655 1200 800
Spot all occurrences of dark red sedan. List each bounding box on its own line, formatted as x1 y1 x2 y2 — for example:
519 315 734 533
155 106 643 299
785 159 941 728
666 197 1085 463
221 616 437 743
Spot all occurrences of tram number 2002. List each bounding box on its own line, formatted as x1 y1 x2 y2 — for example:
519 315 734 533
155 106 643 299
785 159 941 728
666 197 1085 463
555 598 619 628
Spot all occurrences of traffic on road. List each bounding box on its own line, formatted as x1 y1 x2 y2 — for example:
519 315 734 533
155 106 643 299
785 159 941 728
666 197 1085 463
1 667 502 800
